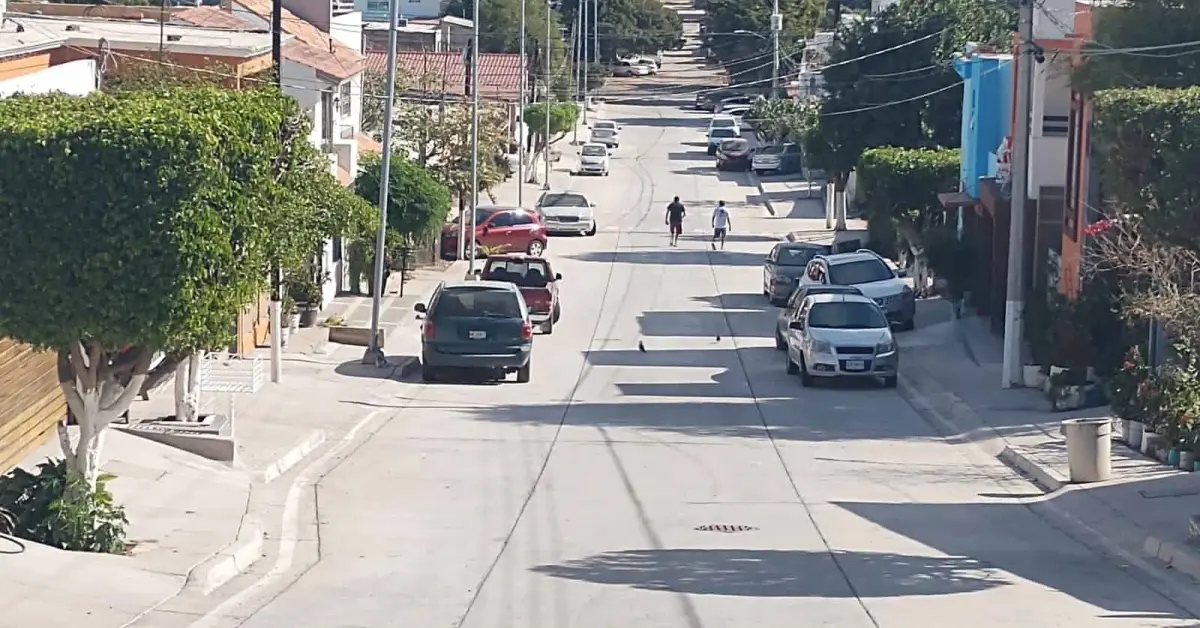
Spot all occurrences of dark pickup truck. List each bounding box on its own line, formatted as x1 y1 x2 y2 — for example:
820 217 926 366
478 254 563 334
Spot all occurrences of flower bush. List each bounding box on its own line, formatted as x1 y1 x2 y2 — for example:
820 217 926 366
1109 346 1150 421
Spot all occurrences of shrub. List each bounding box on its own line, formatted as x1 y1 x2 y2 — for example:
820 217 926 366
0 459 128 554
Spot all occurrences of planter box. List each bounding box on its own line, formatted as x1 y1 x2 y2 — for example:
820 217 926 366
327 326 384 348
1023 365 1047 389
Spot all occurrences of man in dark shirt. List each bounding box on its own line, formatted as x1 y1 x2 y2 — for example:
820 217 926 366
665 196 686 246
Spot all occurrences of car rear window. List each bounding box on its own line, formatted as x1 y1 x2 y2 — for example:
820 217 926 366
434 287 523 318
710 128 738 138
828 259 895 285
482 259 552 287
776 247 821 266
710 118 737 129
808 302 888 330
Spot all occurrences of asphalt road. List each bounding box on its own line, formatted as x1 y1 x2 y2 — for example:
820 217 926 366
201 47 1200 628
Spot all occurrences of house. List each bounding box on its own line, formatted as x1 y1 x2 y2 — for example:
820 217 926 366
0 6 278 472
938 51 1013 332
362 16 472 53
175 0 367 304
358 0 451 23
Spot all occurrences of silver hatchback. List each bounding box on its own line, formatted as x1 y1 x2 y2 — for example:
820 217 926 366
783 293 898 388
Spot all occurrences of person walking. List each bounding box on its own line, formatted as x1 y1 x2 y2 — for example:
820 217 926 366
711 200 731 250
665 196 686 246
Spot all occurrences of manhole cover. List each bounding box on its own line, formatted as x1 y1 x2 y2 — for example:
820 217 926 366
694 524 757 533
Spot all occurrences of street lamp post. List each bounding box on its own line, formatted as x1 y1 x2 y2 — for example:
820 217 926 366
543 1 551 191
770 0 781 98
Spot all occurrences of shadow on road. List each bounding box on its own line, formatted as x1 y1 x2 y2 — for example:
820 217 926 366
532 548 1008 598
617 116 707 128
666 150 711 161
567 249 765 267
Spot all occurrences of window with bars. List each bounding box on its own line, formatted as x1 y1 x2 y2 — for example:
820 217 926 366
339 81 351 118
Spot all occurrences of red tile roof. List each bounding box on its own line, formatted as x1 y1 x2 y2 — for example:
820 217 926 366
365 51 522 102
173 4 362 81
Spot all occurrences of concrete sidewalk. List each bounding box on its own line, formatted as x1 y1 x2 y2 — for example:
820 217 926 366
898 299 1200 583
0 259 469 628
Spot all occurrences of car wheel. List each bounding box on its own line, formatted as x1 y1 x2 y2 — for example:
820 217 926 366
898 318 916 331
421 363 438 382
883 375 898 388
527 240 546 256
541 316 554 334
753 169 763 176
786 351 799 374
473 240 486 258
586 223 597 236
798 357 814 387
516 362 532 383
552 303 561 322
775 329 786 351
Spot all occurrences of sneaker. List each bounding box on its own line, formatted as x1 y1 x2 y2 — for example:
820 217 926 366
711 242 716 250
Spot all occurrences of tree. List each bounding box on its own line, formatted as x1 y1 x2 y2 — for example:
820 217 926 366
356 154 452 245
807 0 1013 190
747 97 816 144
523 101 579 181
857 146 959 283
0 88 336 485
445 0 570 84
1074 0 1200 92
559 0 683 62
705 0 823 86
390 102 510 207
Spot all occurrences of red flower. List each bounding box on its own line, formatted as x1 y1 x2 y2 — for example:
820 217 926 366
1083 219 1113 237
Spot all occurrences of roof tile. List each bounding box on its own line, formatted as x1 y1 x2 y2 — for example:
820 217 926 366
365 51 522 101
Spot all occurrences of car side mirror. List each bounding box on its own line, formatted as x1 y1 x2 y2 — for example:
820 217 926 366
788 321 804 331
589 203 597 208
555 273 563 280
414 303 427 313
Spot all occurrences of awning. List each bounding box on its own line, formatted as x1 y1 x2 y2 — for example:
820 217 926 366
938 191 976 209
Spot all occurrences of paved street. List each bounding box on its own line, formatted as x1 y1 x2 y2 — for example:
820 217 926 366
176 46 1200 628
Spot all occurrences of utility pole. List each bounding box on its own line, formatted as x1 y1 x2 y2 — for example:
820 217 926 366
468 0 481 268
592 0 598 85
770 0 781 98
580 0 588 124
543 1 552 191
363 0 402 367
1001 0 1035 388
269 0 284 382
573 6 581 144
518 0 527 208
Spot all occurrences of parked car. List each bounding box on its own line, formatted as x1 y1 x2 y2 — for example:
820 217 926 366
590 120 620 148
714 95 754 113
783 292 899 387
761 241 833 305
477 254 563 334
752 143 804 176
706 127 741 155
716 138 754 171
695 88 742 111
625 56 659 74
612 60 651 77
415 281 534 383
576 142 610 176
440 206 548 259
797 249 916 330
707 113 740 136
536 191 597 236
775 284 862 349
723 104 752 125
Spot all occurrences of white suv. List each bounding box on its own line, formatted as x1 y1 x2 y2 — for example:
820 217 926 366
797 249 916 330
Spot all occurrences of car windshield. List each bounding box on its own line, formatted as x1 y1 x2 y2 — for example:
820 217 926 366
808 302 888 330
482 259 553 287
828 259 896 285
710 128 738 138
581 146 607 157
539 193 589 207
776 247 820 266
434 287 524 319
710 118 737 129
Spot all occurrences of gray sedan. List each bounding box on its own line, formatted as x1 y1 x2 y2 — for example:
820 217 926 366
762 242 831 305
775 284 863 350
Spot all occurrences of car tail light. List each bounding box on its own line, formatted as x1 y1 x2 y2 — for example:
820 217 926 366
521 321 533 340
423 320 436 339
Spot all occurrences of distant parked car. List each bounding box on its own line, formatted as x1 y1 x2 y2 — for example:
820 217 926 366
762 241 834 305
783 292 899 388
415 281 534 383
775 284 863 349
695 88 742 111
706 127 740 155
714 95 754 113
478 254 563 334
716 138 753 171
752 143 804 176
612 60 651 77
440 206 548 259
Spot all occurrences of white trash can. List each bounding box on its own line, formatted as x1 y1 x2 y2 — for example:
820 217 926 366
1060 417 1113 483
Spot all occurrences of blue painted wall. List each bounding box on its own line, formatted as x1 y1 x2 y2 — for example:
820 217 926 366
954 54 1012 199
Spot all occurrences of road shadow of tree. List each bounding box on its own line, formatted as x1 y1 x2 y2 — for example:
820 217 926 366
567 249 765 267
532 548 1009 598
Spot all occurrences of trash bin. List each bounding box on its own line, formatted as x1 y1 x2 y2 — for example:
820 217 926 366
1060 417 1112 483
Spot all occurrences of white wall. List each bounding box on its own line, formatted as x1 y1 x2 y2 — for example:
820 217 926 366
0 60 97 98
1026 58 1070 199
1034 0 1074 39
329 11 363 52
357 0 441 22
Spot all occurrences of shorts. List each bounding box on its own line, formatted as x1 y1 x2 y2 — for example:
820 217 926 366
713 227 728 239
669 220 683 235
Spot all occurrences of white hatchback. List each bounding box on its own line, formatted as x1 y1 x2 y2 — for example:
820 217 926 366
590 120 620 148
577 143 610 176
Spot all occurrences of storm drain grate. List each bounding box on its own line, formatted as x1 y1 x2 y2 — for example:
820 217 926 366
694 524 757 533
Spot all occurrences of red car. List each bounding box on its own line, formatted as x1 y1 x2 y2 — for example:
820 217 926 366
477 254 562 333
441 205 548 260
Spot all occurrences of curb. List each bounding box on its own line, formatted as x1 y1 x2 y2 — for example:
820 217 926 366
898 365 1200 584
260 429 327 484
183 515 265 595
750 172 776 216
392 356 420 379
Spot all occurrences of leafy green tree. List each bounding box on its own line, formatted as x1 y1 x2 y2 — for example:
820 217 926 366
356 153 452 243
559 0 683 61
807 0 1013 190
857 146 959 265
705 0 823 85
523 102 580 183
748 97 815 144
0 88 328 485
1074 0 1200 92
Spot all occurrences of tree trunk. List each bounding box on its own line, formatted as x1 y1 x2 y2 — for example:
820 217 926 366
173 352 203 422
57 344 152 487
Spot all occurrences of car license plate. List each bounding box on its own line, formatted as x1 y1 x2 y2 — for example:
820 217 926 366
469 330 487 340
845 360 866 371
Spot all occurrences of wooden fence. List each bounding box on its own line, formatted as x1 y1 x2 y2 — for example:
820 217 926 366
0 339 65 473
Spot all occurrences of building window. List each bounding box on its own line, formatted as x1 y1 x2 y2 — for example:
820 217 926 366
339 82 352 118
320 90 334 142
1063 92 1079 241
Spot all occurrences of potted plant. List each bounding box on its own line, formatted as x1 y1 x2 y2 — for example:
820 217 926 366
287 274 323 328
1108 345 1149 447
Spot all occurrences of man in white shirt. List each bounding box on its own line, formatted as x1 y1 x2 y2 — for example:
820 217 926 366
711 200 731 250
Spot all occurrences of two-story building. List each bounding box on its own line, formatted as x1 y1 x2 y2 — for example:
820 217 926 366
362 16 472 53
358 0 449 24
